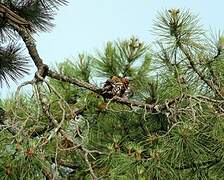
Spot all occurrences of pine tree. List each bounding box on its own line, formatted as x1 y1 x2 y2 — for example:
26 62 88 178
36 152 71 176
0 2 224 180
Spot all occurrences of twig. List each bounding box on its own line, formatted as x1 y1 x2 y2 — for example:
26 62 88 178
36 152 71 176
161 122 181 137
15 79 36 98
84 150 98 180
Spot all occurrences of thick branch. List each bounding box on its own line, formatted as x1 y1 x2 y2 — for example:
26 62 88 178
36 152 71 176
17 30 44 68
47 70 101 93
9 24 49 78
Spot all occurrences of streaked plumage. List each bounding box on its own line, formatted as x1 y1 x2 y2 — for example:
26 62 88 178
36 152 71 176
102 76 129 99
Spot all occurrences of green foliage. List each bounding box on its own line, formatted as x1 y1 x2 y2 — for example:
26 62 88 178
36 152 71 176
57 54 92 83
94 37 148 78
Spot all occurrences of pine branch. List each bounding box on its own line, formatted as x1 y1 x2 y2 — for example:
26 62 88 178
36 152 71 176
177 42 223 98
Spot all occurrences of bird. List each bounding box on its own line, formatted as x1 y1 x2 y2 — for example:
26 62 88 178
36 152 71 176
98 76 129 111
101 76 129 99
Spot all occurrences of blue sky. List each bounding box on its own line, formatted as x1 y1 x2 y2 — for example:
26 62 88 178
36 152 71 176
1 0 224 98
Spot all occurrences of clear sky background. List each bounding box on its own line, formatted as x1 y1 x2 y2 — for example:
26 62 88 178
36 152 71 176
1 0 224 98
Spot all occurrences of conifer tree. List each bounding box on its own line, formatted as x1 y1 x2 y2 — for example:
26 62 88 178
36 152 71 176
0 2 224 179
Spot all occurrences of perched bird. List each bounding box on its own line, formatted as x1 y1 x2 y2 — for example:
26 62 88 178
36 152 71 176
101 76 129 99
98 76 129 111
